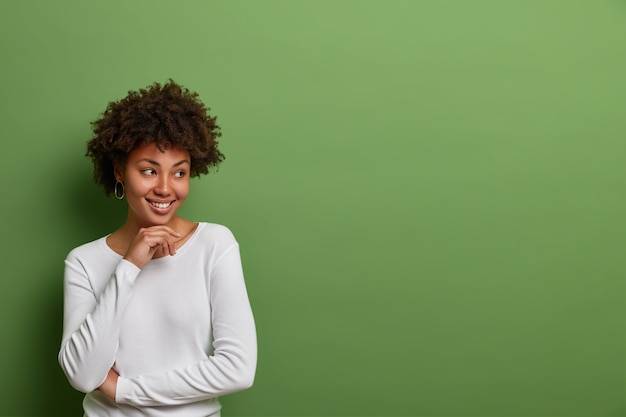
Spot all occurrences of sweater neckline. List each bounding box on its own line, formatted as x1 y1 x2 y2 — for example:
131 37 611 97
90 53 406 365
99 222 205 265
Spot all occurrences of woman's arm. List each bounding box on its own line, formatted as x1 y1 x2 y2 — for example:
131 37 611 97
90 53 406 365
115 243 257 406
58 257 140 393
58 226 180 394
99 368 120 400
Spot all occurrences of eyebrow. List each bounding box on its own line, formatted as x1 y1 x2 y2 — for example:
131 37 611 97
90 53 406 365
138 158 190 167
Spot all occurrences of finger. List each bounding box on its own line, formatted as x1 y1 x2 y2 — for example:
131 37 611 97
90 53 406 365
148 242 160 256
159 240 174 257
148 225 181 238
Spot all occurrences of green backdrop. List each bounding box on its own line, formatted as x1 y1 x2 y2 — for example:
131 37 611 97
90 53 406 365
0 1 624 416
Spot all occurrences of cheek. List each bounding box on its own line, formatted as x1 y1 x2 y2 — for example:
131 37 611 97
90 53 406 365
128 181 152 197
176 182 190 200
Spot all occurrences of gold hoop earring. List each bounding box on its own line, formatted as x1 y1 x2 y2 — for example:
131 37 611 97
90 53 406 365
114 180 125 200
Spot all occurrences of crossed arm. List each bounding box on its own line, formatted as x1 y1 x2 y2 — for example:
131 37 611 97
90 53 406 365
58 227 257 406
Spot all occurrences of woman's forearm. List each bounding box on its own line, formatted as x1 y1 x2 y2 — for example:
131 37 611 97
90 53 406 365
98 368 119 401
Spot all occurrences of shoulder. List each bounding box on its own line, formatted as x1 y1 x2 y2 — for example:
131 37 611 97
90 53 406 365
65 235 111 264
184 223 241 263
194 222 238 247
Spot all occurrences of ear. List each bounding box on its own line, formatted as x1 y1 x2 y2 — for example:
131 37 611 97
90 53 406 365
113 163 124 182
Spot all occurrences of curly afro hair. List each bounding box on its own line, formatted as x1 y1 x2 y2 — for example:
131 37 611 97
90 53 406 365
86 79 224 196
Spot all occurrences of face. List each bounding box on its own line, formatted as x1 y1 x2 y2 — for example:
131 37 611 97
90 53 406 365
116 142 191 228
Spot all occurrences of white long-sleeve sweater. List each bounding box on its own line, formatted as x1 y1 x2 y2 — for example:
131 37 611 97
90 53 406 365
58 223 257 416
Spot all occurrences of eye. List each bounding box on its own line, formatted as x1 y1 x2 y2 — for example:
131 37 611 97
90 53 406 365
174 170 187 178
142 168 156 175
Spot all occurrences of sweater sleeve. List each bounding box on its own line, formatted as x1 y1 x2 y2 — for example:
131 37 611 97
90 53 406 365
58 255 141 393
115 243 257 406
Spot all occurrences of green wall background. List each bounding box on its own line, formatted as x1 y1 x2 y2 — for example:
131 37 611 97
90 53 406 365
0 1 624 416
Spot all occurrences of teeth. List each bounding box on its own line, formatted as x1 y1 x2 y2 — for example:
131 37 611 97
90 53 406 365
151 201 171 209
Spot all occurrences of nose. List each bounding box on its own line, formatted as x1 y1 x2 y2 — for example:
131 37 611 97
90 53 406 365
154 175 171 196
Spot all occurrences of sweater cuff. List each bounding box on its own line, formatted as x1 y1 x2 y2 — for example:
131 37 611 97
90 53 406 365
116 259 141 284
115 376 132 404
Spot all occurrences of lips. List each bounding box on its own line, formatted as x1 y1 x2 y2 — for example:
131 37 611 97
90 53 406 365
147 200 174 209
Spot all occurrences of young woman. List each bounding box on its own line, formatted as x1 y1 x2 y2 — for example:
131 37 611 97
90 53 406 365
58 80 257 416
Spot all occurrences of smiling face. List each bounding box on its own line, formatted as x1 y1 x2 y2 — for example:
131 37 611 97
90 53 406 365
115 142 191 229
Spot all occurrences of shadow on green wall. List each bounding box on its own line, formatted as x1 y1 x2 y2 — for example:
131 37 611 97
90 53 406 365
37 276 85 415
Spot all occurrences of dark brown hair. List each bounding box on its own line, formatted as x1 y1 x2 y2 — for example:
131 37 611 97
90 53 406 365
86 79 223 196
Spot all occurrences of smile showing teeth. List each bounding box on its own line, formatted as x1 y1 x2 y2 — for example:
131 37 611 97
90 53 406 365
149 201 172 209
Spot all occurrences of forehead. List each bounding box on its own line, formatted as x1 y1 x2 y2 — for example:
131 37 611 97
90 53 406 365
127 142 190 163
